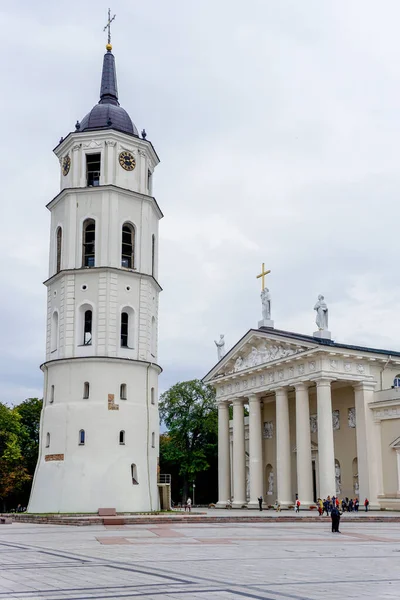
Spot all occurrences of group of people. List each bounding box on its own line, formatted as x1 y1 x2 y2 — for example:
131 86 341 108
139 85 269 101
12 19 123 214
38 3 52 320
317 496 369 517
315 496 370 532
10 504 26 513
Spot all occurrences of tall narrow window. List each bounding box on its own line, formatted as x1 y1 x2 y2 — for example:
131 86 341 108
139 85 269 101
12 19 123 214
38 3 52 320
121 312 129 347
120 383 127 400
46 432 50 448
119 430 125 445
121 223 135 268
83 382 90 399
84 310 92 345
79 429 85 445
147 169 153 194
86 153 101 186
56 227 62 273
131 463 138 485
82 219 95 267
51 311 59 352
151 432 155 448
151 387 155 405
50 385 55 404
151 234 155 276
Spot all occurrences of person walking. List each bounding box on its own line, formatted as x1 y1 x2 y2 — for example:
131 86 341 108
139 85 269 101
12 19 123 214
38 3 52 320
186 497 192 513
354 498 359 512
258 496 263 511
364 498 369 512
331 505 341 533
295 499 301 513
317 498 323 516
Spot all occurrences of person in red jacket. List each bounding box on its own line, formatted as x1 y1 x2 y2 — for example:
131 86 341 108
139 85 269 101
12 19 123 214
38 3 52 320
364 498 369 512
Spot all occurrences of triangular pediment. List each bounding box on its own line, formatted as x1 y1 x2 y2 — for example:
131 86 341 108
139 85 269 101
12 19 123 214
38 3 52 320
203 328 317 382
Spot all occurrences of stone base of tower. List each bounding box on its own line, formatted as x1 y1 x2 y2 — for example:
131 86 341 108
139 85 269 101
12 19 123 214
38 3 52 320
28 458 158 514
28 357 161 514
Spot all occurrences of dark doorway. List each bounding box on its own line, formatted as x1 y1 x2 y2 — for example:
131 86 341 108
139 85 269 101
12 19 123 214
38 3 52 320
312 460 317 502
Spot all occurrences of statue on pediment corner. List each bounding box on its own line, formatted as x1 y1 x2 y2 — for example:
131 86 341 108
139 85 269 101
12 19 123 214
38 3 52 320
214 334 225 361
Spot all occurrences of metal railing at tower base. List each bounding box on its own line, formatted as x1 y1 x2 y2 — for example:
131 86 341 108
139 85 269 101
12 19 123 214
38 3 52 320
158 473 171 484
157 474 171 510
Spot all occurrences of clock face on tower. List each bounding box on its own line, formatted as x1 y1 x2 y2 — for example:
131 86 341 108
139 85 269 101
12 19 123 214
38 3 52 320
119 151 136 171
62 155 71 176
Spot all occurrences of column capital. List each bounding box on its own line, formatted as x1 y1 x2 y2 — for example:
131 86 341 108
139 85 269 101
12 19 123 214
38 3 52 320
353 381 376 392
274 387 289 398
313 377 333 388
293 381 310 392
217 401 230 410
232 397 244 407
247 394 261 403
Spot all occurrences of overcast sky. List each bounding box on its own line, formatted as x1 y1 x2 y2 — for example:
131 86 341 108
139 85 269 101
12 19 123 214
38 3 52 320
2 0 400 404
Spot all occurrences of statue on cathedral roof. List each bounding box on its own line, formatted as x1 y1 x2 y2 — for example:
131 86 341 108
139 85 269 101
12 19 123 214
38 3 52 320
214 334 225 361
314 294 329 331
261 287 271 321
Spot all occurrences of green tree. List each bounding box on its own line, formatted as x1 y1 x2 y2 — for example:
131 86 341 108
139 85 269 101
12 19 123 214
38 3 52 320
14 398 42 476
159 379 218 503
0 403 31 511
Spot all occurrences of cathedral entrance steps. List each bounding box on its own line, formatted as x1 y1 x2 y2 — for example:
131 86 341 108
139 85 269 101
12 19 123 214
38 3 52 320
3 512 400 526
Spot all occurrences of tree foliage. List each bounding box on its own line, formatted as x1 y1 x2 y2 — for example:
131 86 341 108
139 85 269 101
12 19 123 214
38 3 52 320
14 398 42 475
0 399 42 510
159 380 218 503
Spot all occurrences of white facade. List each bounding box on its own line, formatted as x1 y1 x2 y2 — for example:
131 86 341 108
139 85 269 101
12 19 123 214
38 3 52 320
205 328 400 510
28 49 162 513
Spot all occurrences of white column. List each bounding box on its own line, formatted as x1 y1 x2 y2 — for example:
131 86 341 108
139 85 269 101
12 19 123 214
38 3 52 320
232 398 246 507
354 382 380 508
295 383 313 507
216 401 231 508
275 387 292 507
248 394 263 508
396 450 400 495
316 379 336 499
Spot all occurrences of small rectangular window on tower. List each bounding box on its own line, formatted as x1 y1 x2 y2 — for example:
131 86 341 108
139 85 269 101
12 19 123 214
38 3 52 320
86 153 101 187
147 169 153 194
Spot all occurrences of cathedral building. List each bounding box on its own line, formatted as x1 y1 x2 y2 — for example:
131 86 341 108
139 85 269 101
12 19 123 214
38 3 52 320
204 291 400 511
28 40 161 513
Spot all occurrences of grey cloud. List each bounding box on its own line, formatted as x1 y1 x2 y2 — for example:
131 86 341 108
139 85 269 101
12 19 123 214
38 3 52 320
2 0 400 404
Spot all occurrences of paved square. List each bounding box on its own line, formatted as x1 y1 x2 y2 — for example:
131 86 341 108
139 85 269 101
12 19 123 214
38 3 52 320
1 519 400 599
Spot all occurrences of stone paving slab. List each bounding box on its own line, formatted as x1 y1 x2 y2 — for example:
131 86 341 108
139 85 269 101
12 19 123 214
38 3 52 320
0 521 399 599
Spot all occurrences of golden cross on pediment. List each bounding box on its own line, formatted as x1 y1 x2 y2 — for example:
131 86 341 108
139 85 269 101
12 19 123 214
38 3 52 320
256 263 271 291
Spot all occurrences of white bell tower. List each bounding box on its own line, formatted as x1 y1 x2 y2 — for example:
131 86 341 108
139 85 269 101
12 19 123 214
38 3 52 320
28 41 162 513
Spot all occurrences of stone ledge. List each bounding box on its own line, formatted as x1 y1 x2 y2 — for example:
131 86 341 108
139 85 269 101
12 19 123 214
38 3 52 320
4 513 400 527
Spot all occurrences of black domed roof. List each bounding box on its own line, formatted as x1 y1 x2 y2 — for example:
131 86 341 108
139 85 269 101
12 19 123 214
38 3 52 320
77 49 138 137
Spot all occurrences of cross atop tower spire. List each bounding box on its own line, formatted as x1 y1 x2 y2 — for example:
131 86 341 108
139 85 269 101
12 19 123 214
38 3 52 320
103 8 116 51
